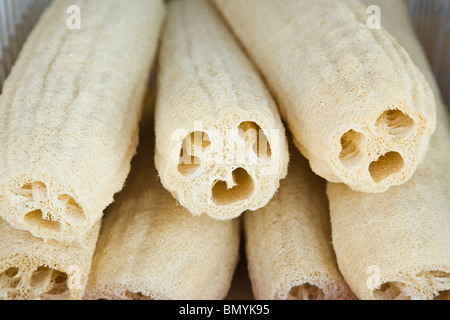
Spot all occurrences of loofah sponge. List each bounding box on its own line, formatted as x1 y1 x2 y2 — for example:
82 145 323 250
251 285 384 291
244 143 355 300
0 0 166 242
154 0 289 219
213 0 436 193
0 218 100 300
327 0 450 300
84 118 240 300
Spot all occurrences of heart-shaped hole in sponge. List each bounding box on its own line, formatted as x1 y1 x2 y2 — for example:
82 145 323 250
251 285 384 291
212 167 254 205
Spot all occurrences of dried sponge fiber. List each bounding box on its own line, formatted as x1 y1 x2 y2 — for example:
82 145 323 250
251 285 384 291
84 126 240 300
0 218 100 300
154 0 289 219
213 0 436 193
244 144 355 300
327 0 450 300
0 0 166 242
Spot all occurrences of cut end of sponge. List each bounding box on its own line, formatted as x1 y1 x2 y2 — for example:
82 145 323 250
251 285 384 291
158 117 288 219
371 271 450 300
1 178 89 241
333 107 432 192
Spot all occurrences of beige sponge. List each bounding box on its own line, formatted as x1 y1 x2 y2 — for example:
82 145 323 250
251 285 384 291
84 124 240 300
154 0 289 219
213 0 436 193
327 0 450 300
0 218 100 300
244 144 354 300
0 0 166 241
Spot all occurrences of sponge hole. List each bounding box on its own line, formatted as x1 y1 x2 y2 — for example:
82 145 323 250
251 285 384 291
46 271 69 296
183 131 211 155
57 194 85 221
339 130 364 167
238 121 272 159
429 271 450 300
178 131 210 176
1 268 20 289
376 109 414 138
4 267 19 278
369 151 404 183
125 290 152 300
288 283 325 300
21 181 46 190
30 267 69 297
212 168 254 205
178 156 201 176
24 209 61 232
30 267 52 286
436 291 450 300
17 181 46 199
373 282 409 300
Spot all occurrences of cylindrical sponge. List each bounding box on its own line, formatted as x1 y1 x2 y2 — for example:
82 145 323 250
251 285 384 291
213 0 436 193
0 0 166 242
327 0 450 300
155 0 289 219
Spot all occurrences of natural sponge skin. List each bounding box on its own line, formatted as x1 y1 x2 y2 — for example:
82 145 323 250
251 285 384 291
213 0 436 193
0 218 100 300
155 0 289 219
328 0 450 300
244 144 354 300
0 0 166 241
84 120 240 300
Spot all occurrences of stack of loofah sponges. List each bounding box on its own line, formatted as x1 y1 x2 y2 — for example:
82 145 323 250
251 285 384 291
0 0 448 301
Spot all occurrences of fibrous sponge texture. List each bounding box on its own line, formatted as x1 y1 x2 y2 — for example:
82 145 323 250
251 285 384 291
213 0 436 193
84 122 240 300
327 0 450 300
155 0 289 219
0 0 166 241
244 145 355 300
